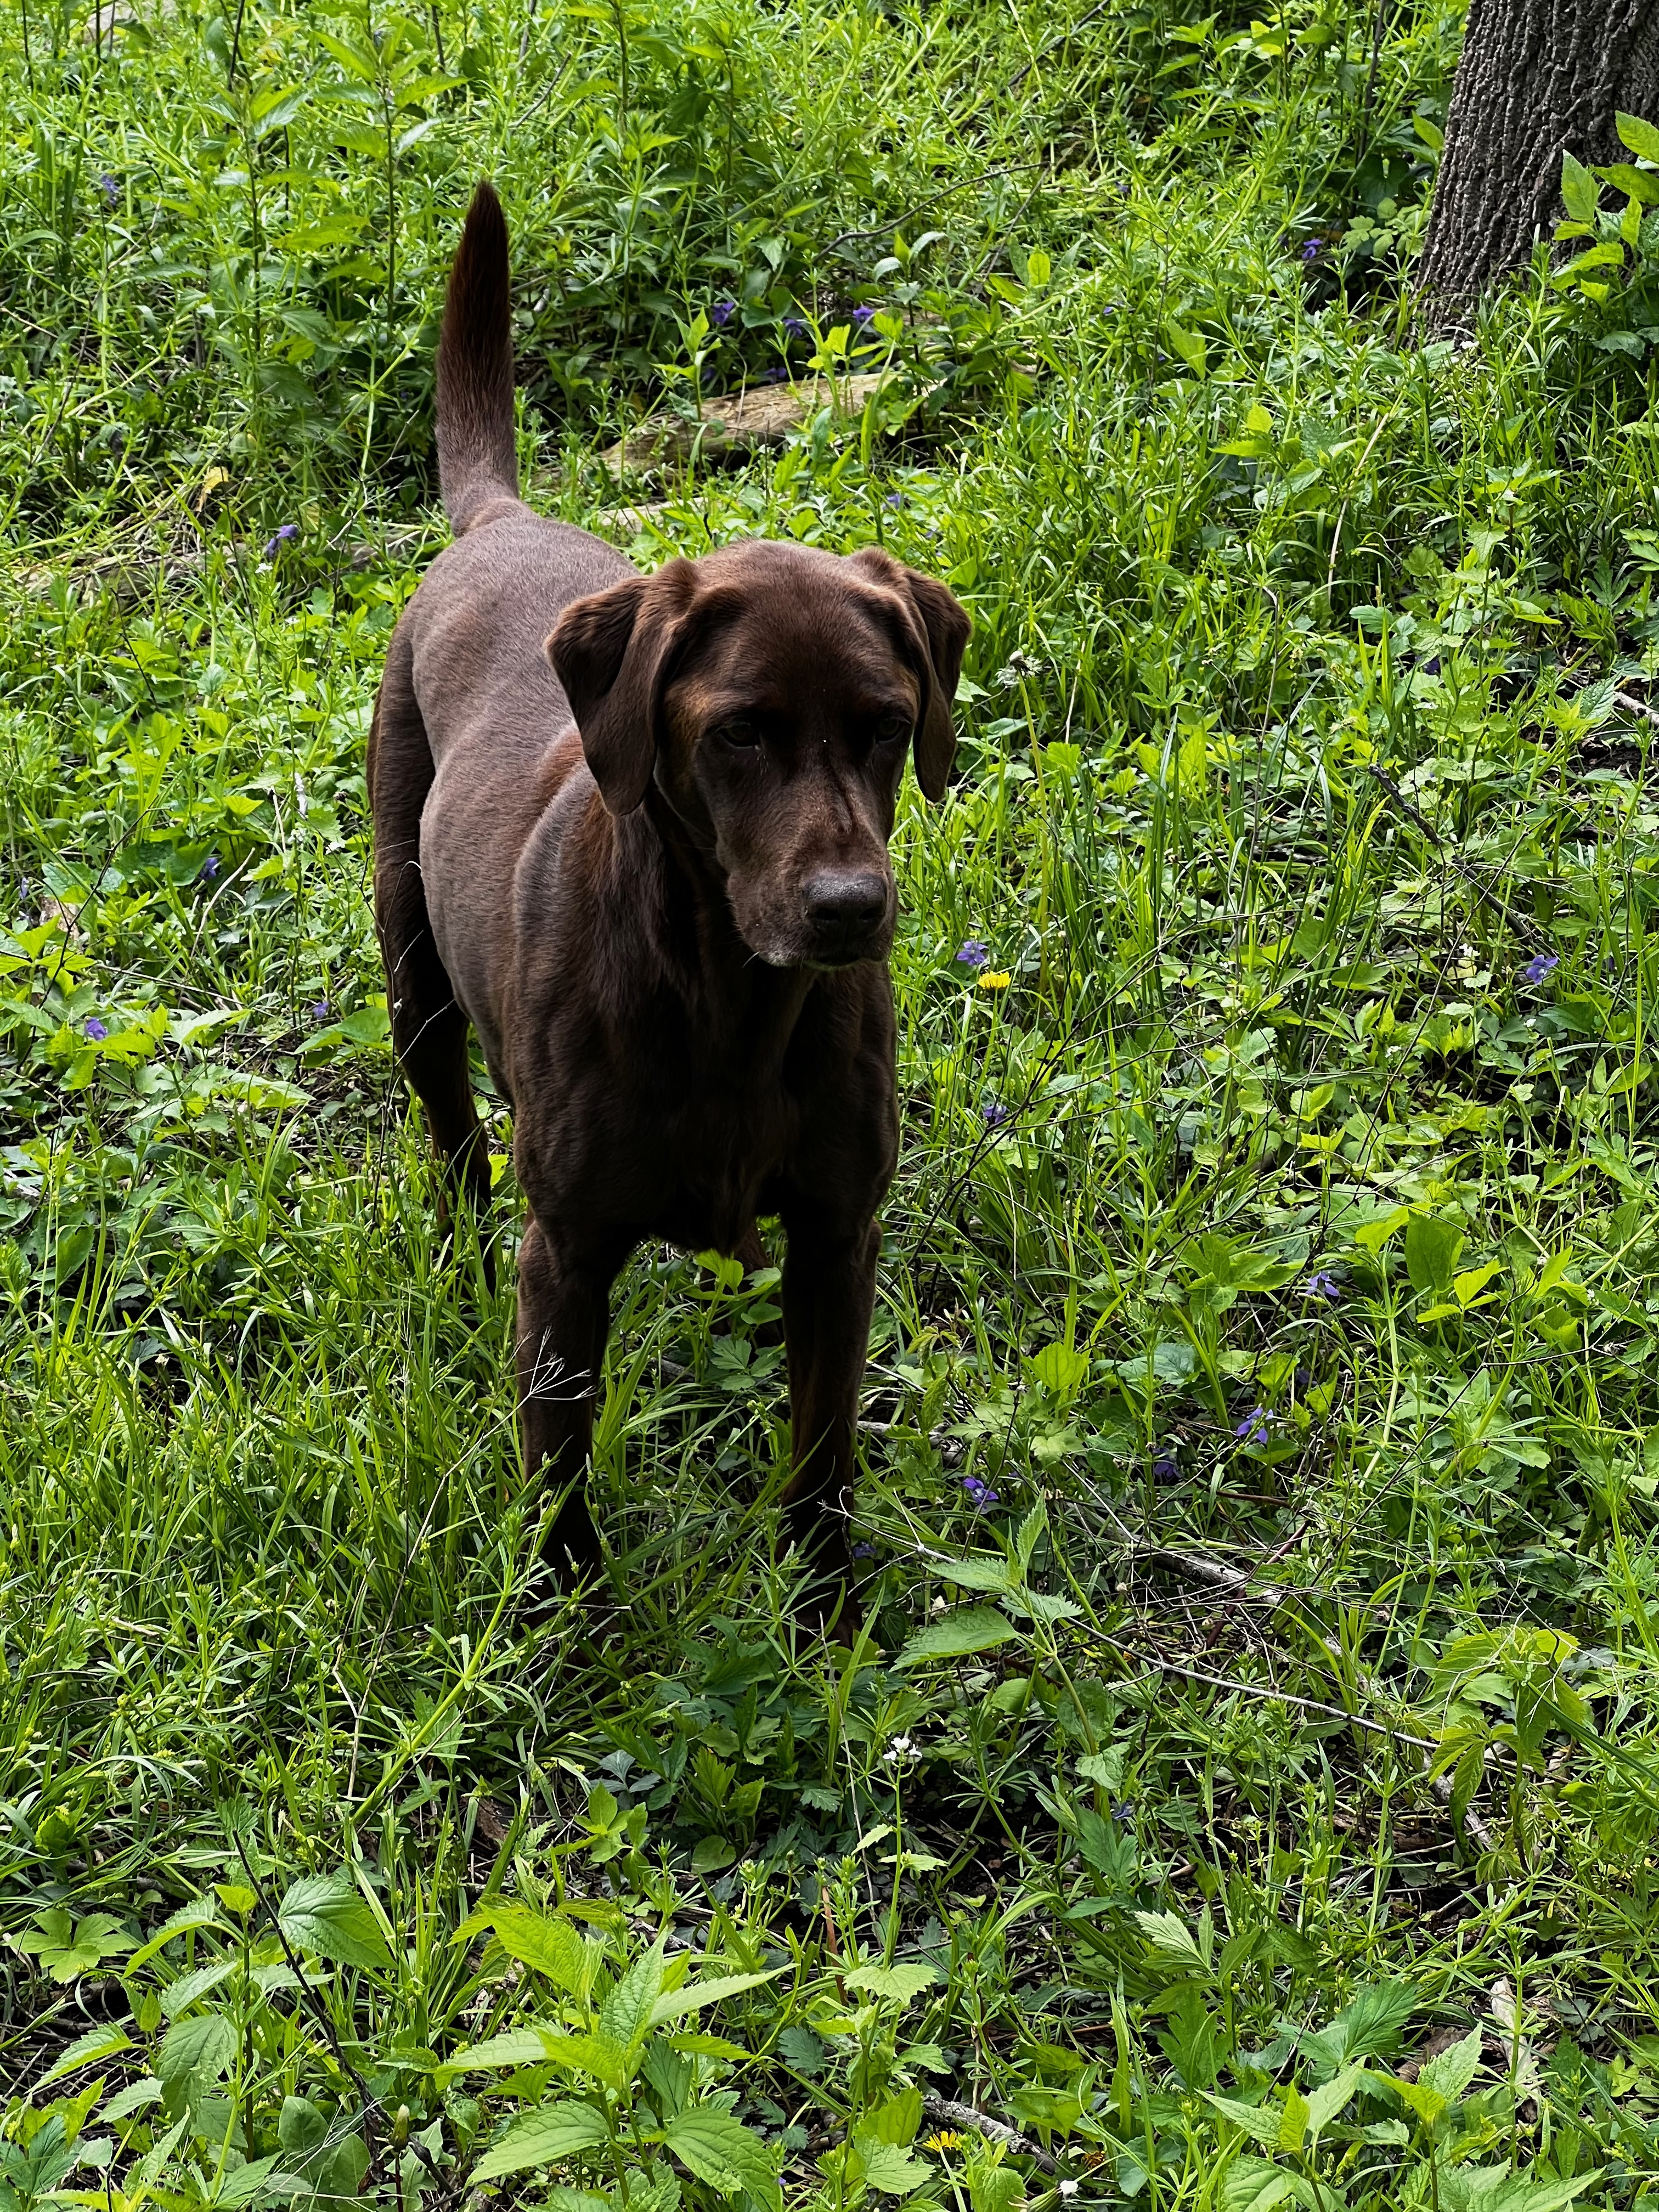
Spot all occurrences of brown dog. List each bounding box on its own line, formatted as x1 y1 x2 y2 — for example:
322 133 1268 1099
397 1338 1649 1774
368 182 969 1629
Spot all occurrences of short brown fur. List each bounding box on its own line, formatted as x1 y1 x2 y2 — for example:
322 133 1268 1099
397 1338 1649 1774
369 182 969 1628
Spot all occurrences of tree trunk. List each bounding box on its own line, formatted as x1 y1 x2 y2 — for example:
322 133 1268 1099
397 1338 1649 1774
1418 0 1659 312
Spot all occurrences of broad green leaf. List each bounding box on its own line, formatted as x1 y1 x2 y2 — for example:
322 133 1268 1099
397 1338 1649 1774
1419 2024 1483 2104
540 2030 635 2090
894 1606 1019 1668
1405 1214 1464 1296
666 2108 780 2205
868 2088 923 2146
1617 110 1659 165
162 1956 239 2017
278 1872 391 1972
1561 150 1601 224
441 2027 558 2073
1029 1341 1087 1397
315 27 379 81
648 1967 782 2025
1483 2172 1606 2212
1221 2159 1313 2212
156 2011 236 2089
473 2100 610 2182
1304 2063 1364 2137
598 1938 667 2052
1393 2076 1447 2127
38 2025 131 2087
1277 2085 1309 2153
853 2135 934 2196
843 1961 940 2005
459 1902 590 1994
1203 2093 1281 2149
927 1556 1015 1596
1135 1909 1210 1975
212 2155 288 2208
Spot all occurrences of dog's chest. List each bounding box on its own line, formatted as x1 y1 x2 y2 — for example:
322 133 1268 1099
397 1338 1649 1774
648 1071 799 1249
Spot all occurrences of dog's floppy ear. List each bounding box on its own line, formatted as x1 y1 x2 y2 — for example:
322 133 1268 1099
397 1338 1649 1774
547 559 698 815
849 548 971 802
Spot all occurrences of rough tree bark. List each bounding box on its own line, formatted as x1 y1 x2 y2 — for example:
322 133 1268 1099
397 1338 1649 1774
1419 0 1659 312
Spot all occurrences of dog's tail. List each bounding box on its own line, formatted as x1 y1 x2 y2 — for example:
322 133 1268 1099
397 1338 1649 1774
436 180 520 537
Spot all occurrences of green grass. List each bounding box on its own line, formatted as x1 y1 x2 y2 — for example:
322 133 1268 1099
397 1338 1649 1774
9 0 1659 2205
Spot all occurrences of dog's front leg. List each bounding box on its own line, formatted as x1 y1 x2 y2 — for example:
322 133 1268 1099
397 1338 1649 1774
778 1212 880 1634
514 1215 614 1584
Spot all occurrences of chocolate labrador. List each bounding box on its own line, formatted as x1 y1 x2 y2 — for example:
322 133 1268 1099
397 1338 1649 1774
368 182 969 1629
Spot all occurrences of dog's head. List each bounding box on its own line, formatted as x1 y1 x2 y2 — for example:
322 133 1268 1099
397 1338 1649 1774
548 540 969 969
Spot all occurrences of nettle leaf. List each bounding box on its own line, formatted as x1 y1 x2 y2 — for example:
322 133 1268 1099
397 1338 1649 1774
598 1939 667 2051
278 1872 391 1972
927 1555 1015 1596
157 2010 236 2090
894 1606 1020 1668
665 2108 780 2206
843 1961 940 2005
456 1901 591 1995
38 2024 132 2088
1419 2024 1483 2105
473 2100 610 2182
1204 2092 1281 2150
648 1967 782 2026
442 2028 557 2074
542 2029 636 2091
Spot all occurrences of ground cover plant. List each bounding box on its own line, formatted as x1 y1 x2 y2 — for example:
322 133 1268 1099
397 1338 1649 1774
10 0 1659 2203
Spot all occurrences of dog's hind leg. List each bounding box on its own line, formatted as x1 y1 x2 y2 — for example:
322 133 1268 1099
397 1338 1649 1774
370 623 495 1282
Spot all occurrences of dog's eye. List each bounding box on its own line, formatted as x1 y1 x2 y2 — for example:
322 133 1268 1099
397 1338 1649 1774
713 721 759 750
874 717 911 746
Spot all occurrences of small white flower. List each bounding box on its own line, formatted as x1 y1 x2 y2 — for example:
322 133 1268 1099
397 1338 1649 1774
932 1595 947 1613
1057 2183 1080 2199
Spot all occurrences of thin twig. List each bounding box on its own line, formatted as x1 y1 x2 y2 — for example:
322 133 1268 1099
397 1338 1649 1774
1615 689 1659 732
922 2094 1064 2177
1366 761 1443 848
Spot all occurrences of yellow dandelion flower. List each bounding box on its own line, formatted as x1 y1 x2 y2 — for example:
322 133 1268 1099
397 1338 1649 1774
977 970 1011 992
923 2131 962 2152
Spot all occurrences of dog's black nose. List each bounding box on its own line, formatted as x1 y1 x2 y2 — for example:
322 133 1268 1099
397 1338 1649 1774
803 871 888 930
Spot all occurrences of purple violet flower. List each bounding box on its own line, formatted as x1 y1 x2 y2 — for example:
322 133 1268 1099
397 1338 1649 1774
263 522 300 559
84 1016 108 1041
981 1099 1009 1128
1235 1405 1270 1446
312 999 331 1023
885 490 905 509
710 298 736 326
1301 239 1322 262
1152 1450 1179 1482
199 853 220 882
1520 951 1559 986
759 364 787 383
961 1473 1000 1511
851 303 877 325
955 938 989 968
781 314 809 337
852 1542 876 1560
99 173 119 207
1303 1269 1340 1302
